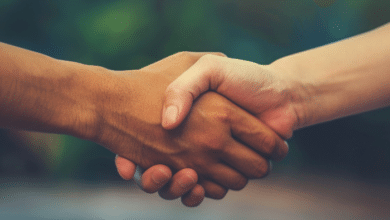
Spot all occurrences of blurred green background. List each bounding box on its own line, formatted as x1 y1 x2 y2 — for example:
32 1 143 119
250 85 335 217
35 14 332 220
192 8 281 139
0 0 390 219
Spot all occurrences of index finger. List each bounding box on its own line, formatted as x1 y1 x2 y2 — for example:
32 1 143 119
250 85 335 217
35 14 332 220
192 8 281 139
229 105 289 161
142 51 226 71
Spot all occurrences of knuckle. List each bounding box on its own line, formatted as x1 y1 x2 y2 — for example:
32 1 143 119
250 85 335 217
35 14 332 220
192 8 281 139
217 111 231 124
212 52 227 57
204 138 225 153
197 54 225 83
214 105 234 124
199 54 218 66
200 53 214 60
177 51 201 65
194 129 229 154
176 51 191 57
176 51 198 63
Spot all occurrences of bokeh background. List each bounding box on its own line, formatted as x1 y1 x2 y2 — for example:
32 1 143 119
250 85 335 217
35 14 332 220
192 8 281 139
0 0 389 219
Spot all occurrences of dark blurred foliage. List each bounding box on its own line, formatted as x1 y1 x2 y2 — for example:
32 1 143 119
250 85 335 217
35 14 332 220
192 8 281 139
0 129 45 176
0 0 389 182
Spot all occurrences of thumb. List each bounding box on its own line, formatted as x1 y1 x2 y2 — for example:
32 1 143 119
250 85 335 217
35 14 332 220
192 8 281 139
162 54 224 129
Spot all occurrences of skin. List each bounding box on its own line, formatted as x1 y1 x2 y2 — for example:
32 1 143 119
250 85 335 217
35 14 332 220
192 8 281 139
120 22 390 206
0 44 288 207
159 22 390 138
115 157 205 207
100 52 288 198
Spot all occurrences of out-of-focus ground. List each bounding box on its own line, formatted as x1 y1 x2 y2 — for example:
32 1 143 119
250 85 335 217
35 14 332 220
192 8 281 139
1 172 389 220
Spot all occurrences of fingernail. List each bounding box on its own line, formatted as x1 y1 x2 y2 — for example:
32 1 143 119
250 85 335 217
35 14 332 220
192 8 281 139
164 105 178 126
275 141 289 161
151 168 170 184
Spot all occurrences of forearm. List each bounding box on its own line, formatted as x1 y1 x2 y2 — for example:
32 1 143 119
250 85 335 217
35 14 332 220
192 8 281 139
0 42 106 139
271 23 390 129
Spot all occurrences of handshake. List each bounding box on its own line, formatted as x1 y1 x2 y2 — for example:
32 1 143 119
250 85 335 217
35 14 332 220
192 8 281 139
4 23 388 207
0 43 295 207
104 52 293 207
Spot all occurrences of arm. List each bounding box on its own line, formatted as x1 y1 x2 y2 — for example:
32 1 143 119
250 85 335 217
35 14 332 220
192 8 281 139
161 22 390 138
0 42 99 137
271 22 390 128
0 44 287 206
0 43 211 205
0 43 208 205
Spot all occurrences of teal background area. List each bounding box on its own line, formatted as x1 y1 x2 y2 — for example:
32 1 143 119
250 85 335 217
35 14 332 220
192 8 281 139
0 1 390 219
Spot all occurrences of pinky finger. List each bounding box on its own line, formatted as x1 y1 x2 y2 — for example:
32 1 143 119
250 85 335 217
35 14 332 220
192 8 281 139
181 184 205 207
199 179 228 200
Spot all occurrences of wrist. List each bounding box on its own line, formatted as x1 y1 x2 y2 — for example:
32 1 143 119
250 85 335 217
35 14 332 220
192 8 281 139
0 43 107 139
268 57 315 131
271 51 368 130
55 60 114 141
90 69 172 164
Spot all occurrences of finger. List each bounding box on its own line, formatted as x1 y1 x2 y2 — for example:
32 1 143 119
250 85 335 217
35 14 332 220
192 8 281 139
206 164 248 191
229 108 289 161
221 140 271 179
198 179 228 200
158 168 198 200
162 54 226 129
115 155 137 180
136 165 172 193
181 184 205 207
185 52 227 58
142 51 226 72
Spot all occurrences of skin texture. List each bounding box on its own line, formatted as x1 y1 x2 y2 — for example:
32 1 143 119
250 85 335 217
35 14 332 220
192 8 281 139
0 44 287 207
160 23 390 138
130 22 390 206
94 52 288 199
115 157 204 207
160 55 298 139
0 42 207 206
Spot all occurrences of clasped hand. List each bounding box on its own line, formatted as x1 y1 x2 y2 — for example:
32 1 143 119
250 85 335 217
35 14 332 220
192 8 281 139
92 52 288 207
